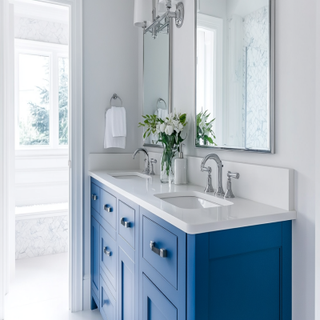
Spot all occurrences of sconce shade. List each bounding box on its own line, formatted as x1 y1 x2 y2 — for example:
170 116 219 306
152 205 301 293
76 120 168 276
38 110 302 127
157 1 166 15
134 0 152 27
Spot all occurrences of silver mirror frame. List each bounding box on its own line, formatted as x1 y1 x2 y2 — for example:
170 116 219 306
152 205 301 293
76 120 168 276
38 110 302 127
194 0 275 153
143 20 173 148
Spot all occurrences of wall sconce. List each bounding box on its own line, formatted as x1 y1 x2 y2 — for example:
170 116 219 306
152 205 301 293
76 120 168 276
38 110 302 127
134 0 184 38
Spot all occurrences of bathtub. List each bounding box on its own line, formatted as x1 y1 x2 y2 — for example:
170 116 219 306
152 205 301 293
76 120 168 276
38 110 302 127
15 203 69 259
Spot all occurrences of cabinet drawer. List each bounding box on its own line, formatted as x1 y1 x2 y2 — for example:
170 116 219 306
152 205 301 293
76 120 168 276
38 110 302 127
100 189 117 230
142 216 178 289
100 226 117 289
142 274 178 320
100 276 116 320
91 183 100 212
118 200 136 249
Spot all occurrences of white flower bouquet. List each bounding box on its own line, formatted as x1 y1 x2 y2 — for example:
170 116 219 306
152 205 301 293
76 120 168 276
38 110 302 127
139 111 187 182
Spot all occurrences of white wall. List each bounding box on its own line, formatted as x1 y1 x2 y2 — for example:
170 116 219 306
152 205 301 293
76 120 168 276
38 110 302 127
170 0 317 318
83 0 139 307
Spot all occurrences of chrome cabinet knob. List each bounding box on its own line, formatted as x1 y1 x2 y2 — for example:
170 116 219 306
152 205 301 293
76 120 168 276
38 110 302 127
120 217 131 228
92 194 97 201
104 204 112 212
103 246 112 256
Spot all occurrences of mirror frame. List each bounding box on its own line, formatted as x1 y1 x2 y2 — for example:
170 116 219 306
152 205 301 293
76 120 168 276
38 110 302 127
143 20 173 148
194 0 275 153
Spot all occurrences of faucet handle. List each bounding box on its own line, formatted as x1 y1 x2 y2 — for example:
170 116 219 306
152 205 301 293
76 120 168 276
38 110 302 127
201 165 212 173
225 171 240 198
143 158 151 175
149 158 157 175
227 171 240 179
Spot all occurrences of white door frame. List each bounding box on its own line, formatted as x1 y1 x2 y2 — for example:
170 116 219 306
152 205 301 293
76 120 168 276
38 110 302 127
315 0 320 318
0 1 14 318
0 0 83 316
0 0 7 317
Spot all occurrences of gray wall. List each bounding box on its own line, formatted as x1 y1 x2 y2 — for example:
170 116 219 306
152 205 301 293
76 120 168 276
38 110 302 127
144 0 318 318
83 0 139 303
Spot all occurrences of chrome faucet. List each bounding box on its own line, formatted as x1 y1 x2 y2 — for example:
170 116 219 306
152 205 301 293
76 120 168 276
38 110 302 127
200 153 224 197
132 148 150 175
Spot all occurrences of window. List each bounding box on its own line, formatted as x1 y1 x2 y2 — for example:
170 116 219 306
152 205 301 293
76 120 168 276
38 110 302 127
15 39 69 149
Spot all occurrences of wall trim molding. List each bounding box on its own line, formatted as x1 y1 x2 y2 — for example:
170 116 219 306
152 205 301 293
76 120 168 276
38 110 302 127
15 181 68 188
15 210 68 220
16 154 69 160
15 167 69 173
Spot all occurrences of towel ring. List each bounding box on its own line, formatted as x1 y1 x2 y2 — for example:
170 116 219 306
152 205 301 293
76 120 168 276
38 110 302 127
156 98 167 110
110 93 123 108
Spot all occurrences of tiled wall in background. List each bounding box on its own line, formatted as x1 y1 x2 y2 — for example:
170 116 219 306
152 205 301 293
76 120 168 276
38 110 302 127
15 215 68 259
243 6 269 149
15 17 69 44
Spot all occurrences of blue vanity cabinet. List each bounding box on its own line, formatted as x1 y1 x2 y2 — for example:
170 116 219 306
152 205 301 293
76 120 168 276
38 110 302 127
91 177 292 320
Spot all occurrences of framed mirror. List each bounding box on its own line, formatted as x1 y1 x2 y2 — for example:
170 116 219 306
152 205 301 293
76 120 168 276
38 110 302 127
143 22 172 147
195 0 274 153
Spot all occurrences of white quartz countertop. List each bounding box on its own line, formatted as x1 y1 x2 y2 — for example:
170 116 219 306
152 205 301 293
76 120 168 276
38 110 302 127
89 170 297 235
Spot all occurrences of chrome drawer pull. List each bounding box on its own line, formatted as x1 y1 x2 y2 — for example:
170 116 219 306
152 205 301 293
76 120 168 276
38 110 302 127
104 204 112 212
103 246 112 256
150 241 167 258
92 194 97 201
120 217 131 228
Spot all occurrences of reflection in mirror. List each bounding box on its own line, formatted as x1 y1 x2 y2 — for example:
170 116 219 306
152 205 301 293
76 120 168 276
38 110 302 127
143 28 170 146
195 0 273 152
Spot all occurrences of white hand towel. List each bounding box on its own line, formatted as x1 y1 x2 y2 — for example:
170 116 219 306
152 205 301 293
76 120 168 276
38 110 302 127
158 108 168 120
111 106 126 137
104 109 126 149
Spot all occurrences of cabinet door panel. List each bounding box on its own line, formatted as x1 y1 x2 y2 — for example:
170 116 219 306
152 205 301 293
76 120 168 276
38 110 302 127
142 274 177 320
91 216 100 306
100 225 117 289
118 247 135 320
100 276 116 320
209 248 280 320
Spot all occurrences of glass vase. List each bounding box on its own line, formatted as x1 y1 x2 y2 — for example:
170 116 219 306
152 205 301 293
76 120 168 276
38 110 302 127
160 145 175 183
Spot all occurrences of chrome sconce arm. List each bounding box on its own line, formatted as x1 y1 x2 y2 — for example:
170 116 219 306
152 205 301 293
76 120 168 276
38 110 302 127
142 1 184 38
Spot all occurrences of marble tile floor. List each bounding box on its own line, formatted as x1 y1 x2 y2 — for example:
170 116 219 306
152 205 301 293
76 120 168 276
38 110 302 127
5 253 102 320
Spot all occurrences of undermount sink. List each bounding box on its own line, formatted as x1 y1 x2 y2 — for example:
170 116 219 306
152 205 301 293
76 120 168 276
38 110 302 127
110 172 151 181
154 191 233 209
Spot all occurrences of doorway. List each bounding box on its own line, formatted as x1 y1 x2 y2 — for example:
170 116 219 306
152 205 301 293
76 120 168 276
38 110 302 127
1 0 84 318
5 1 70 318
